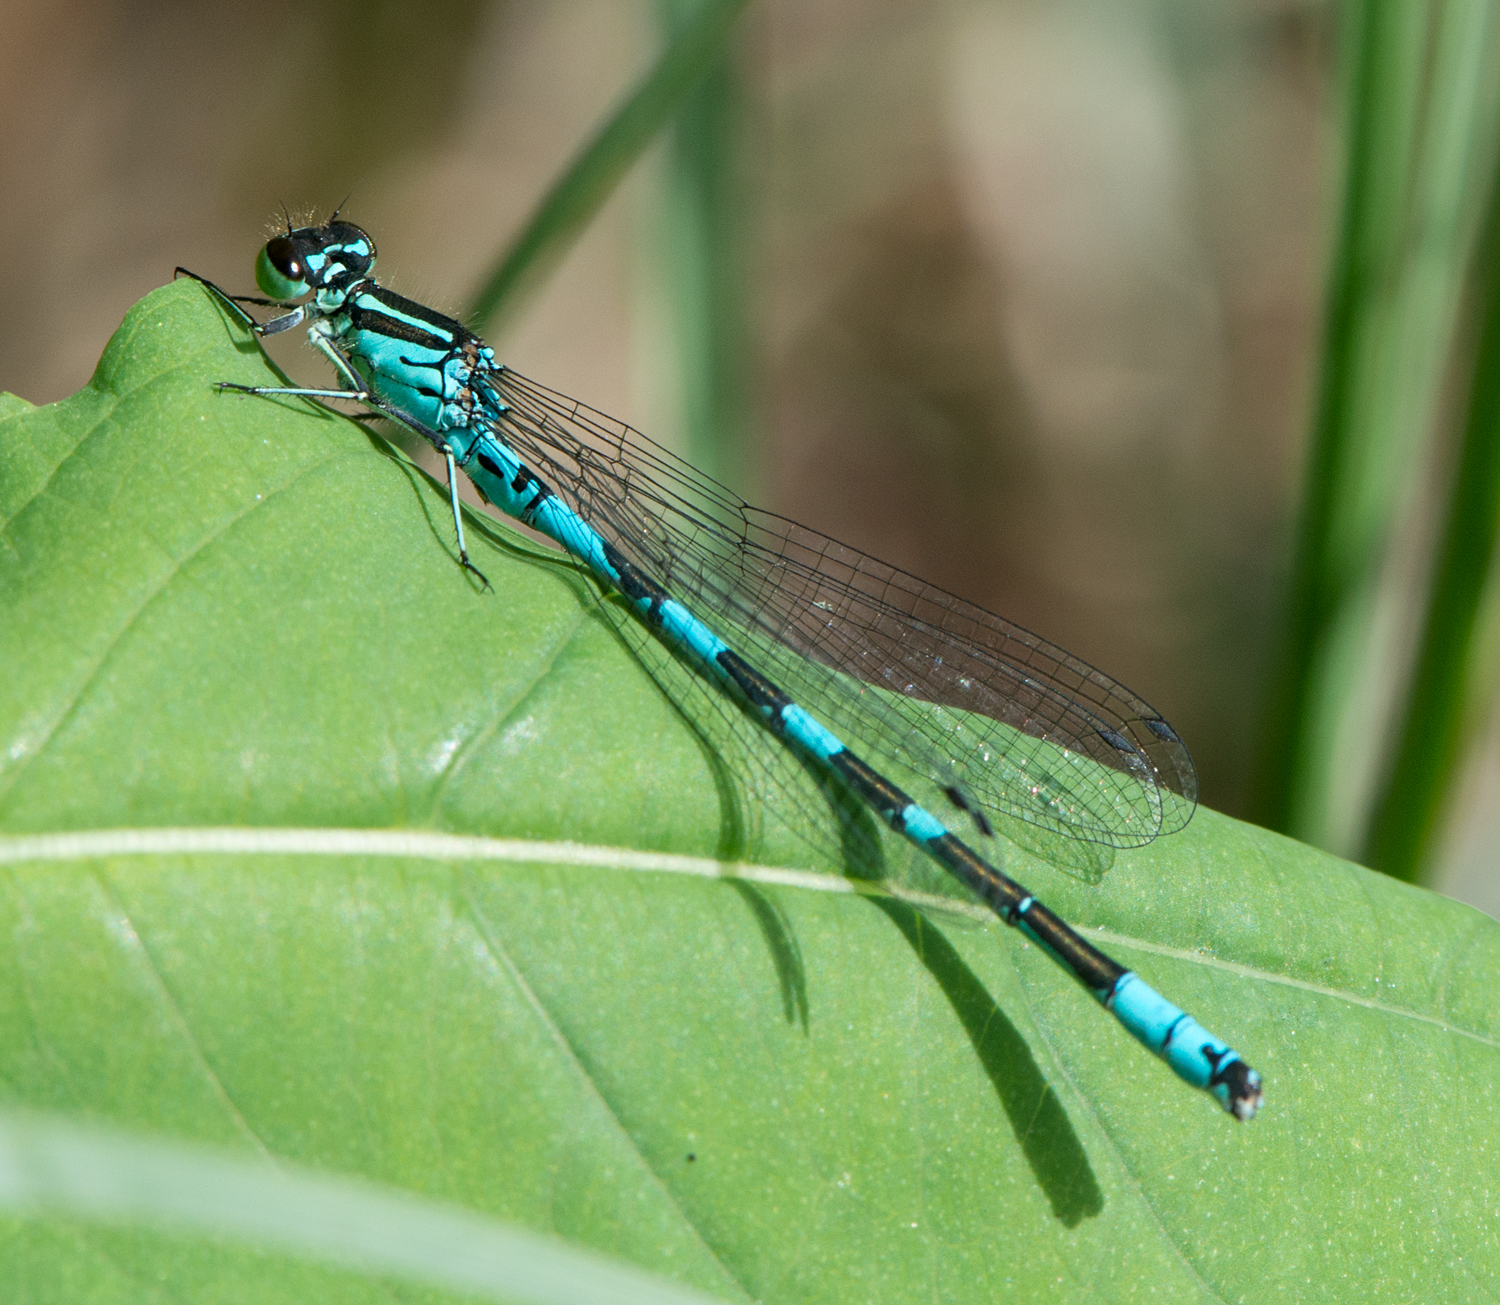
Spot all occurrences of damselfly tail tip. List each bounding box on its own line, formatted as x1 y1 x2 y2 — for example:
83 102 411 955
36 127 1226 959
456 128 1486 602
1222 1061 1264 1122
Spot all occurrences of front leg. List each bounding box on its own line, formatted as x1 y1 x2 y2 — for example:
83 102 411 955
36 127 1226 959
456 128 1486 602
189 276 493 591
174 267 307 337
217 329 373 404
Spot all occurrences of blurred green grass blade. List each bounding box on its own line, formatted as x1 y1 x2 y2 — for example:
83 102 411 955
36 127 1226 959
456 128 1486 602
654 0 749 489
1253 0 1421 837
0 1110 728 1305
468 0 750 333
1254 0 1500 856
1366 158 1500 881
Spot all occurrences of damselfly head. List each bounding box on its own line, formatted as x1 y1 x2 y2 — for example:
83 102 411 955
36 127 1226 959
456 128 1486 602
254 221 376 301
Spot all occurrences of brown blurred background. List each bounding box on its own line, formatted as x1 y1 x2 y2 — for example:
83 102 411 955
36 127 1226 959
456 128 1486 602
2 0 1495 915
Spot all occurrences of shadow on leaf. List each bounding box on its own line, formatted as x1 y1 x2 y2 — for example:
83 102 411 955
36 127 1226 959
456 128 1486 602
865 896 1104 1226
820 766 1103 1226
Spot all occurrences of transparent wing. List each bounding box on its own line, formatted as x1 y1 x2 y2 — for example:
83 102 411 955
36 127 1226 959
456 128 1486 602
479 368 1198 850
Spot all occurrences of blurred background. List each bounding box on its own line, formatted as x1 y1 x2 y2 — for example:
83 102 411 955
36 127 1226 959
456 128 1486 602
2 0 1498 916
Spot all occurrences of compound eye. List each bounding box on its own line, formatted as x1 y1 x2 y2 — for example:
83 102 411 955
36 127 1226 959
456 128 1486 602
255 235 311 301
265 236 302 281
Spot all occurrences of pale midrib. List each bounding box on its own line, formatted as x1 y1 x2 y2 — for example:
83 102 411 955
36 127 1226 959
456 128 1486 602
0 825 1494 1051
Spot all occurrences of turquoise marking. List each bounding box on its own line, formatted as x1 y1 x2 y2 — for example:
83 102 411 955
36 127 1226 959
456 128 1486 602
658 598 730 664
779 703 843 760
189 218 1263 1123
1109 972 1245 1107
899 803 948 842
531 497 607 567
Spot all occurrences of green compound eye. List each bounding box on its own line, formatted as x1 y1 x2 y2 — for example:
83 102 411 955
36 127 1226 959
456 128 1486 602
255 236 309 300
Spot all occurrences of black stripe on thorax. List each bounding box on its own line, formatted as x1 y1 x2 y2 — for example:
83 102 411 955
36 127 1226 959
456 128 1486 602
362 283 468 335
347 302 452 353
345 283 471 354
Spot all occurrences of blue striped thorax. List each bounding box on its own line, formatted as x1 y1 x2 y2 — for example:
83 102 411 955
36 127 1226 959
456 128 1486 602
327 284 496 442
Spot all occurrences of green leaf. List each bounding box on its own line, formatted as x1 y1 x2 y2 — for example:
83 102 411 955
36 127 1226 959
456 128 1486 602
1 281 1498 1301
